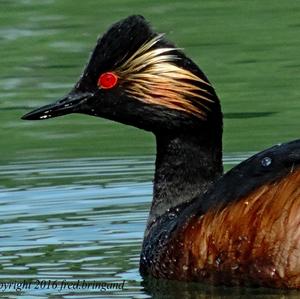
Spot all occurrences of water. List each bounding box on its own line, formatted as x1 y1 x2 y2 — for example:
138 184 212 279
0 157 153 298
0 0 299 298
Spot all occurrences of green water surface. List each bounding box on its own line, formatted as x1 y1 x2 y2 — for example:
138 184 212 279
1 0 299 163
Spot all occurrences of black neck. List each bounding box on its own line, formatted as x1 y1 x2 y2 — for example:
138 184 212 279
145 129 223 231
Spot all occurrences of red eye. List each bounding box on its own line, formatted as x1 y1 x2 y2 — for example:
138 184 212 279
97 72 118 89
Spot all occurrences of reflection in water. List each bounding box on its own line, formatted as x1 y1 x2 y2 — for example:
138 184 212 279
142 277 299 299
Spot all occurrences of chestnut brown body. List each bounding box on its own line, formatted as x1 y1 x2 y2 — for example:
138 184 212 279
184 169 300 287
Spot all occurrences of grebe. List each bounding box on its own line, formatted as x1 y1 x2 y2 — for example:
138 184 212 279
22 16 300 288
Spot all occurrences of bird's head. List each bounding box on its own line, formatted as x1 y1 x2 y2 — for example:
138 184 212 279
22 15 222 134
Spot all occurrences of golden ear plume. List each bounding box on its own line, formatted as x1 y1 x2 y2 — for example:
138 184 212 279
116 35 214 119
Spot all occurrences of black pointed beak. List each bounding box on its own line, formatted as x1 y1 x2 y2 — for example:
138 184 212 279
21 92 93 120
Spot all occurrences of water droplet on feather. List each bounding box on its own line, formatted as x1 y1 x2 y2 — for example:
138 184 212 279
261 156 272 167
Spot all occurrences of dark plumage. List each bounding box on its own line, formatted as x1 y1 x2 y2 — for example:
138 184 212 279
22 15 300 288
